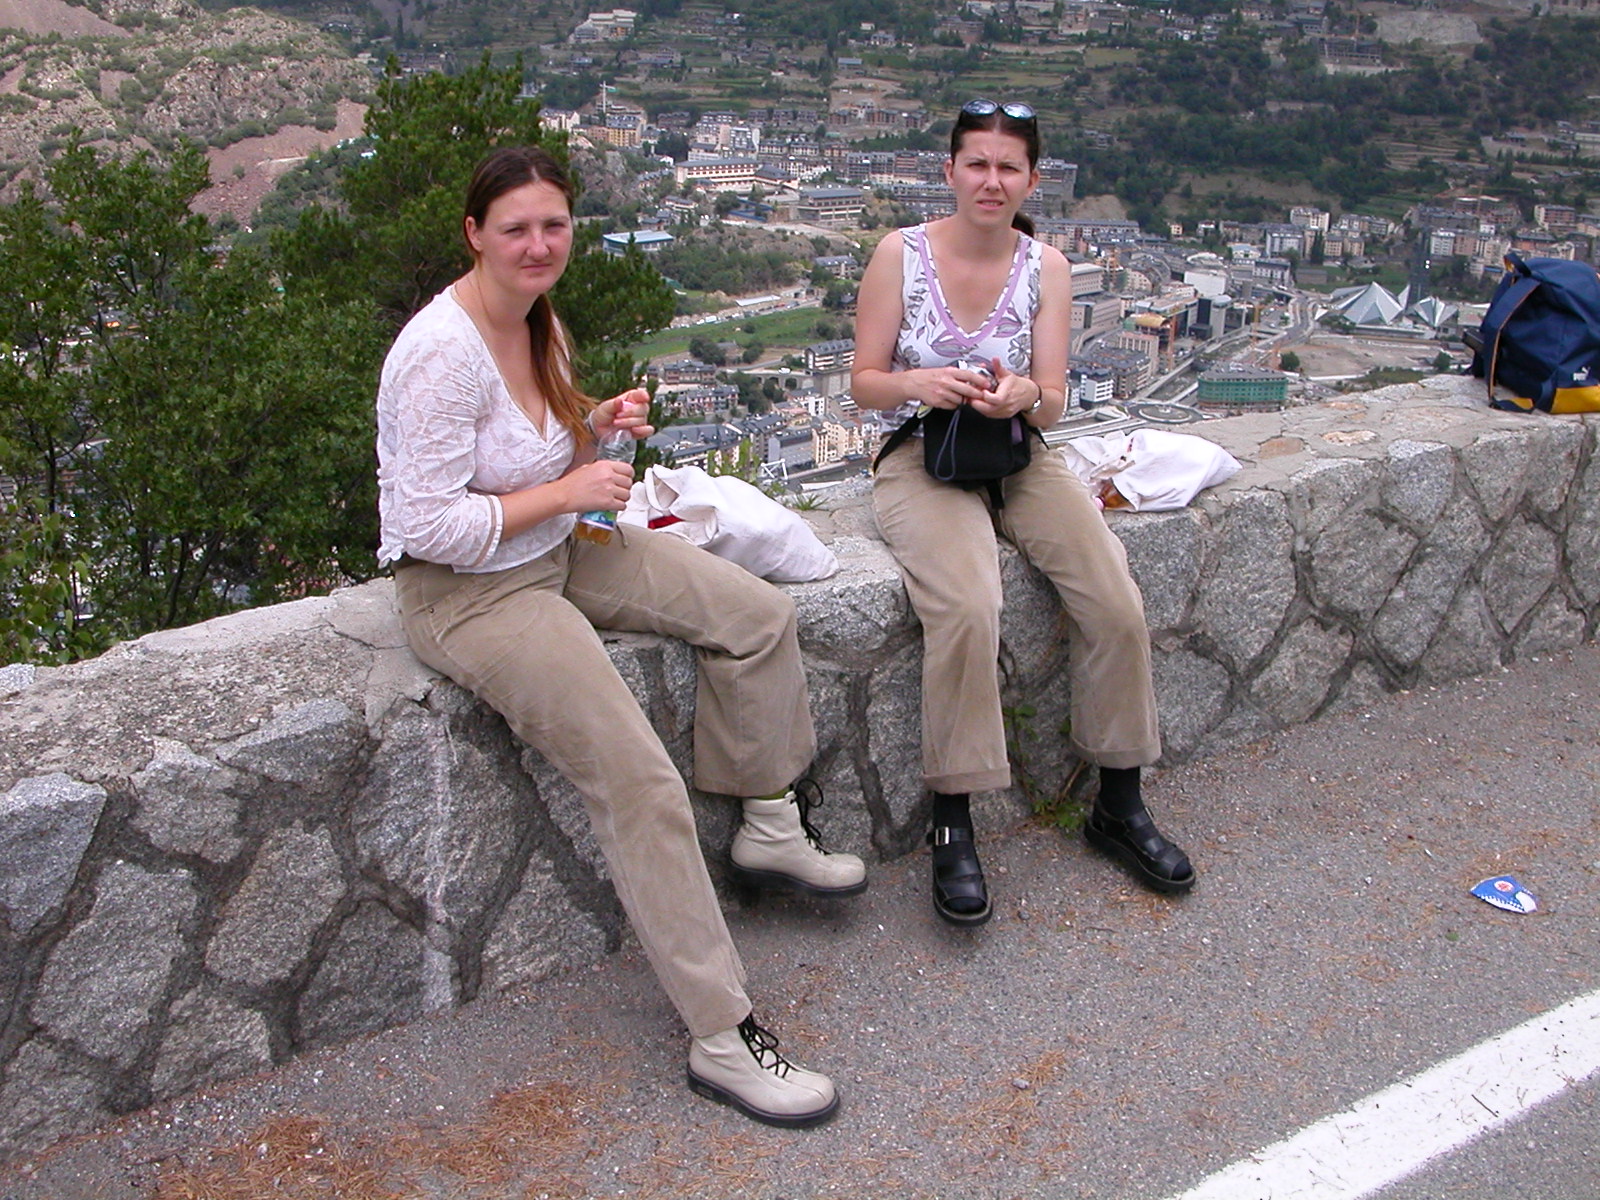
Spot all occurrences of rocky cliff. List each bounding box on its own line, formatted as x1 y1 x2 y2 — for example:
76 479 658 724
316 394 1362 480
0 0 369 198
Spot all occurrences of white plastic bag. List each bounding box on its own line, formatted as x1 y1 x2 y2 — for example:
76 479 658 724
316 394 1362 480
619 465 839 582
1056 429 1241 512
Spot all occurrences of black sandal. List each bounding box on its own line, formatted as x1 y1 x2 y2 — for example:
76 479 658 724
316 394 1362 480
928 826 992 927
1083 807 1196 895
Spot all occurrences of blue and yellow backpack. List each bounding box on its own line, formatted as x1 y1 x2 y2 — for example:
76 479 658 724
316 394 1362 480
1471 252 1600 413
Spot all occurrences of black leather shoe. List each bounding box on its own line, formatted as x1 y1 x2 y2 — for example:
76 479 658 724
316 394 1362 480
1084 807 1196 895
929 826 992 927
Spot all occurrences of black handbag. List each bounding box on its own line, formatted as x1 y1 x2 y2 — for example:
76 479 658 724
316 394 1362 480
874 405 1037 508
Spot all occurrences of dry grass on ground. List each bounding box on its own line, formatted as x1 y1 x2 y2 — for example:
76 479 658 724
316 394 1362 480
152 1077 607 1200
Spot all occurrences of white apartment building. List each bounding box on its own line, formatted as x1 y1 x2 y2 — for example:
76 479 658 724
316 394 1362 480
571 8 636 40
1070 366 1116 408
675 157 760 192
1288 206 1331 232
813 415 872 465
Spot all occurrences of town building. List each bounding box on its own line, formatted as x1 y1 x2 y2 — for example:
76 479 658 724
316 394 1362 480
1533 204 1578 236
796 186 865 229
1254 257 1295 289
813 411 873 465
655 358 718 385
766 428 815 472
675 157 760 192
804 339 854 374
1195 364 1288 414
804 339 855 396
571 8 637 40
812 255 859 279
1288 206 1331 233
1104 327 1163 372
1069 365 1116 409
601 230 674 255
1076 344 1153 399
646 421 744 467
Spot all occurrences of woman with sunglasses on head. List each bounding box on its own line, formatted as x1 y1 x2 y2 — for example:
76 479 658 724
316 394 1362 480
852 101 1195 927
377 145 866 1127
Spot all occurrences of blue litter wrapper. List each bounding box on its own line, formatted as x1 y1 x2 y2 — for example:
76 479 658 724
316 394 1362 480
1472 874 1538 914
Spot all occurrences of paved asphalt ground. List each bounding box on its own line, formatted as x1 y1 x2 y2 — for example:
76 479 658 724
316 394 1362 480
4 646 1598 1200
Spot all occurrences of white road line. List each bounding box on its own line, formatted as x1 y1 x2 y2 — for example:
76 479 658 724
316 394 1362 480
1167 987 1600 1200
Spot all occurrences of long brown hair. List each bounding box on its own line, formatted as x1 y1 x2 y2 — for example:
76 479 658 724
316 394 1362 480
463 146 595 440
950 103 1040 237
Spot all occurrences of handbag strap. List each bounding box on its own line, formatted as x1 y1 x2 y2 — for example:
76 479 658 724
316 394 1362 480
929 406 964 482
872 410 924 472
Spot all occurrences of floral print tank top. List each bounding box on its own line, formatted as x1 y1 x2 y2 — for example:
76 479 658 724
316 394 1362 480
877 222 1042 434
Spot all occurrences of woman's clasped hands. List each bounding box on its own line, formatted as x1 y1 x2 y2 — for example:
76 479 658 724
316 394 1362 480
973 359 1041 420
915 357 1037 419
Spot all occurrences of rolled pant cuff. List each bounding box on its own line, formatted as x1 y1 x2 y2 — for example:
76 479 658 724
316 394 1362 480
924 768 1012 795
694 769 808 799
1073 742 1161 771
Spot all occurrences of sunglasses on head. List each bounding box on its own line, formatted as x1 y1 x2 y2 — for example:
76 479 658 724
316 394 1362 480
960 98 1036 121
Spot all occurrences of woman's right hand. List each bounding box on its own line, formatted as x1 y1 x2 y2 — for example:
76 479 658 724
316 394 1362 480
562 458 635 513
913 364 996 409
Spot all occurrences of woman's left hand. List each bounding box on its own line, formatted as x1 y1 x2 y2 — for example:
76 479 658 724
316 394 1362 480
591 388 656 441
970 358 1040 420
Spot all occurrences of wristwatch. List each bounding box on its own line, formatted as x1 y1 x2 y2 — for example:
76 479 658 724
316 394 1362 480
1027 382 1043 413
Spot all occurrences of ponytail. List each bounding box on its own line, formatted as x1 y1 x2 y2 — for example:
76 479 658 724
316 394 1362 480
527 295 594 442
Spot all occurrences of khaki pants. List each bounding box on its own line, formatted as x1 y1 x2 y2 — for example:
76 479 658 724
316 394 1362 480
394 524 817 1037
873 439 1161 793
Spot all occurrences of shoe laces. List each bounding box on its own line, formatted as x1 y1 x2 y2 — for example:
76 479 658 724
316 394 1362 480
738 1014 794 1079
791 777 832 854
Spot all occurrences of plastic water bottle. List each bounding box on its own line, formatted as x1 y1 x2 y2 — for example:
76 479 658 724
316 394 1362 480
573 429 634 545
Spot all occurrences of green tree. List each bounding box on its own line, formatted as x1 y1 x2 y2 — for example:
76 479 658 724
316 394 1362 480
1279 350 1302 372
688 335 727 365
0 140 387 657
0 180 94 522
276 54 557 325
704 433 766 483
274 55 672 395
653 131 690 161
822 279 856 310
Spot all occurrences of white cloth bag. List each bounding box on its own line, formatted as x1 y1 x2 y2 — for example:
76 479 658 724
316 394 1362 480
619 465 839 582
1056 429 1241 512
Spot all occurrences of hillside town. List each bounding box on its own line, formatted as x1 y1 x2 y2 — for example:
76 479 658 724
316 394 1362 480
500 10 1600 485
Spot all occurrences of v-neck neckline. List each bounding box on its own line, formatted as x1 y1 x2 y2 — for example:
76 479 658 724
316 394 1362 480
449 284 551 440
916 226 1028 346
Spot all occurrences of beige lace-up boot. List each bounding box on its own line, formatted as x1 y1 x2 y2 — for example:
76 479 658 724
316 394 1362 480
729 784 866 896
687 1015 839 1127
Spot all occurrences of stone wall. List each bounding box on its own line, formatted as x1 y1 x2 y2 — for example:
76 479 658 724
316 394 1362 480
2 375 1597 1154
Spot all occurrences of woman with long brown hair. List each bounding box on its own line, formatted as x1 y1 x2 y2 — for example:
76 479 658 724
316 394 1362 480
376 145 863 1126
852 102 1195 927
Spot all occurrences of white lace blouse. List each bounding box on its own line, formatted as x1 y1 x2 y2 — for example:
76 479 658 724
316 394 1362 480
376 287 579 572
